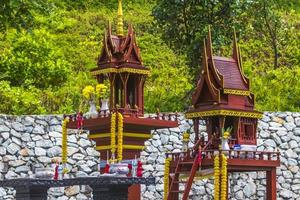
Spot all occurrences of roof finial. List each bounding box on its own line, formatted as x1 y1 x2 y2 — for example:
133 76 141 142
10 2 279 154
117 0 124 37
206 25 213 58
232 27 239 60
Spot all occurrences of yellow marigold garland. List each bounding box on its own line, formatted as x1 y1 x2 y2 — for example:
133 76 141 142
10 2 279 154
62 117 69 164
221 154 228 200
164 157 172 200
117 112 123 161
214 154 220 200
110 113 117 157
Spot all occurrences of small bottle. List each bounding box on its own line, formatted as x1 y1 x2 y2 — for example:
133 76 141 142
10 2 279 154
58 164 63 180
132 157 137 177
98 154 101 174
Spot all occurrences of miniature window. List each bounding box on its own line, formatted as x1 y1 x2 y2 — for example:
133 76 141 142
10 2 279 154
244 124 254 139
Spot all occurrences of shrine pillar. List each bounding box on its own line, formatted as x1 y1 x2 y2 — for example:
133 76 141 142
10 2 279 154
266 168 277 200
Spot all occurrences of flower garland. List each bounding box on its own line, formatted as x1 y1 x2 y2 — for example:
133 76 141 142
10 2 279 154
164 157 172 200
62 117 69 165
110 112 117 158
117 112 123 161
214 154 220 200
221 154 228 200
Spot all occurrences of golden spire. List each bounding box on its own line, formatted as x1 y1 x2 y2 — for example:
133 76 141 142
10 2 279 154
117 0 124 37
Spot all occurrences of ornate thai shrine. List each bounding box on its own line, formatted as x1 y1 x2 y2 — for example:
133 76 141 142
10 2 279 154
164 28 280 200
66 0 178 161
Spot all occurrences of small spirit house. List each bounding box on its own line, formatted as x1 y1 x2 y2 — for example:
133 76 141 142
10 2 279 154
66 0 178 161
165 28 279 200
185 27 263 147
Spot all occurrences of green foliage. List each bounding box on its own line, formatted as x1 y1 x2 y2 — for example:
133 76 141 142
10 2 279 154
0 1 192 114
139 33 192 112
0 0 299 114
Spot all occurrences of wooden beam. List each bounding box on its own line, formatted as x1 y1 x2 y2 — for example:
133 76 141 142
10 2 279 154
266 168 277 200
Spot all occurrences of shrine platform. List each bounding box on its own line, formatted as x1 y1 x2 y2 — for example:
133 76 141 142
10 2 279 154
0 176 155 200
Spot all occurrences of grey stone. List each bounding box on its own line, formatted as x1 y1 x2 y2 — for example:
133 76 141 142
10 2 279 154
5 171 18 179
0 125 10 132
32 125 45 134
169 135 180 143
15 165 30 173
0 188 7 197
68 147 79 156
78 164 92 173
280 189 293 198
76 171 88 177
259 130 270 138
7 143 20 155
21 132 31 142
1 132 10 140
0 162 8 173
8 160 26 167
0 146 6 155
283 122 296 131
72 153 85 160
295 117 300 126
47 146 62 157
12 137 21 146
35 147 46 156
36 139 53 148
152 139 162 147
37 156 52 164
263 139 276 148
160 134 169 145
49 131 61 138
78 138 91 148
86 148 99 157
289 140 298 149
12 122 25 132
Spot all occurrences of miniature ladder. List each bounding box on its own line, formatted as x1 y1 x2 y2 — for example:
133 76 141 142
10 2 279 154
167 139 212 200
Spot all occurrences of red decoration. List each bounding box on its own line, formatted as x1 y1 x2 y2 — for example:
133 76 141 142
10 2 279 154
76 112 84 130
104 163 110 173
137 161 143 177
127 163 132 177
54 163 59 180
197 147 202 165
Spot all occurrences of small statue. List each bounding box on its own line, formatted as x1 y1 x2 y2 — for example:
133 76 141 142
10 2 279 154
221 127 232 151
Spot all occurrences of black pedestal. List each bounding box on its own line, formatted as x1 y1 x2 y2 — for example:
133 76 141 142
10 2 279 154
92 185 129 200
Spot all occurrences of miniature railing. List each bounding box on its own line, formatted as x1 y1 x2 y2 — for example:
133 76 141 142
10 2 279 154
166 149 280 163
64 109 178 122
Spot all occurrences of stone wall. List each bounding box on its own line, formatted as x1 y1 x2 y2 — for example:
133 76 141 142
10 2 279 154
141 112 300 200
0 115 100 200
0 112 300 199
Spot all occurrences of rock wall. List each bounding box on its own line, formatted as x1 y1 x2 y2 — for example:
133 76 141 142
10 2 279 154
0 115 100 200
141 112 300 200
0 112 299 200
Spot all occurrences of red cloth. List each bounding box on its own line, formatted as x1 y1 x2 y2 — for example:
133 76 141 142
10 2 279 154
54 165 58 180
76 112 83 129
137 161 143 177
197 148 202 165
104 164 110 173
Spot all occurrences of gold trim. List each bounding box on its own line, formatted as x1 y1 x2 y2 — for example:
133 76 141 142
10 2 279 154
95 144 145 151
123 132 151 139
91 68 150 76
89 132 151 139
185 110 263 119
123 145 144 150
88 133 110 139
223 89 250 96
96 145 111 150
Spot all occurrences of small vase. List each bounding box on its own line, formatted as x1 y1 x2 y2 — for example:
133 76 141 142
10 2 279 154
88 101 98 119
100 99 109 111
221 138 230 151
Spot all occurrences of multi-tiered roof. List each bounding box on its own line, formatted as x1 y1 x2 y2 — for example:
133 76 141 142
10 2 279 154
186 28 262 119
